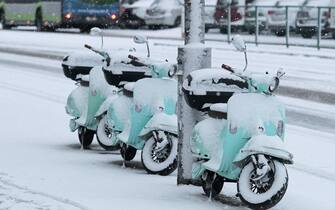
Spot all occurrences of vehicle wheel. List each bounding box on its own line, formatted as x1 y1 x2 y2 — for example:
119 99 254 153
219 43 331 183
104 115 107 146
120 144 137 161
333 32 335 39
96 115 120 151
35 9 44 31
78 126 95 149
205 27 209 33
275 29 286 36
237 159 288 210
141 133 178 176
301 31 314 38
174 16 181 27
201 171 224 198
220 27 227 34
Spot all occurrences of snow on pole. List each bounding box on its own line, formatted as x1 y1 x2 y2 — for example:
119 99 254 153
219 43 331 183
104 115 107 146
177 0 212 185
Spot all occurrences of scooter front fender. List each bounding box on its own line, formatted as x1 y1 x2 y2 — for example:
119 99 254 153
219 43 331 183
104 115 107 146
139 112 178 140
233 135 294 167
94 94 119 118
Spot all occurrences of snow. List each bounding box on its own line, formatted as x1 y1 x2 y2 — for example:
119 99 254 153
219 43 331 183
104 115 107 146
183 68 247 95
0 29 335 209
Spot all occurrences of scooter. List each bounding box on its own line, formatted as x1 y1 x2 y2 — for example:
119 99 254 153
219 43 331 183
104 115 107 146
183 36 293 209
102 54 179 175
64 29 150 150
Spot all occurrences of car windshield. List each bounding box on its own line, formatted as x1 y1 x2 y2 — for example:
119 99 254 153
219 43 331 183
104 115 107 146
80 0 118 4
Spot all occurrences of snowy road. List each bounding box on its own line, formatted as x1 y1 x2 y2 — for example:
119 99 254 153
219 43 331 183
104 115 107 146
1 28 335 209
0 49 335 210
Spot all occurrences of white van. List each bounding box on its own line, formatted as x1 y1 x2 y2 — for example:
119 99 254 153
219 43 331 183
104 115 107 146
268 0 305 36
296 0 334 38
244 0 278 34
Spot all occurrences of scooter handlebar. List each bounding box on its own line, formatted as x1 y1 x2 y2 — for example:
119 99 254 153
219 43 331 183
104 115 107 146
128 54 148 67
221 64 235 73
84 44 92 50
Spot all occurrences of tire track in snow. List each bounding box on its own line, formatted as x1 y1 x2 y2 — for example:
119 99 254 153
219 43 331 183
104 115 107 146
0 174 90 210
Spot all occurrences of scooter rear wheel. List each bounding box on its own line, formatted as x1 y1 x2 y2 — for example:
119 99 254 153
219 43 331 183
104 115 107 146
201 172 224 198
120 144 137 161
78 126 94 149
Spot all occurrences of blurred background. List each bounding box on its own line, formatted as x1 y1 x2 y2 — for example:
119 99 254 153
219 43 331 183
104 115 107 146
1 0 335 49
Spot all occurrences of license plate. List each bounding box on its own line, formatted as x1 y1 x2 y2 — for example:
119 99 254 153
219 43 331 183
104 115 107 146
86 16 97 21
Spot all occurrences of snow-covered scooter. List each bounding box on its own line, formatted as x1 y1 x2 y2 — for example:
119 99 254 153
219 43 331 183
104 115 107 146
183 36 293 209
103 53 179 175
64 29 150 150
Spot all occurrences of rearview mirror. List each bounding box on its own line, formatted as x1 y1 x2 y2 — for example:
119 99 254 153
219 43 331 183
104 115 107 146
90 27 102 36
133 35 150 57
232 35 246 52
90 27 104 49
133 35 147 44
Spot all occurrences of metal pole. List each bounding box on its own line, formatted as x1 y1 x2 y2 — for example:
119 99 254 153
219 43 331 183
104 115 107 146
255 6 259 46
285 6 289 48
317 7 321 50
228 3 232 43
177 0 211 185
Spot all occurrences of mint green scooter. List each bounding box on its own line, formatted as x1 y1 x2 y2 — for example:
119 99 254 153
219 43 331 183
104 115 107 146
184 36 293 209
102 54 179 175
65 44 118 149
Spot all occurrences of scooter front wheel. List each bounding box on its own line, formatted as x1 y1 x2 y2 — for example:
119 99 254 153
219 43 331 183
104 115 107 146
141 134 178 176
78 126 94 149
237 159 288 210
96 115 120 151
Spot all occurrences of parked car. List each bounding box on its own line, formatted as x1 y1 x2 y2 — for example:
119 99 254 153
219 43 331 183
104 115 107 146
119 0 155 28
144 0 182 29
214 0 246 33
204 0 219 32
268 0 305 36
244 0 278 34
330 1 335 38
296 0 333 38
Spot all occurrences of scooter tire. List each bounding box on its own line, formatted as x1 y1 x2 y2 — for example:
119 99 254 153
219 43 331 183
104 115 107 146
78 126 94 149
201 172 224 198
96 116 120 151
120 144 137 161
141 135 178 176
237 160 288 210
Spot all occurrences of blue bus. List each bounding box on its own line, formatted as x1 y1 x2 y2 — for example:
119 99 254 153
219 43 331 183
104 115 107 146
0 0 120 31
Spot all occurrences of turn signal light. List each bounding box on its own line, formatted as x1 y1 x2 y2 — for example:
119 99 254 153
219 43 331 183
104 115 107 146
111 13 117 20
65 13 72 19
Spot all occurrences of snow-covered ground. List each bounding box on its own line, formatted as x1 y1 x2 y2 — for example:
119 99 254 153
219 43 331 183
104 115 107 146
0 28 335 209
0 52 335 210
1 29 335 95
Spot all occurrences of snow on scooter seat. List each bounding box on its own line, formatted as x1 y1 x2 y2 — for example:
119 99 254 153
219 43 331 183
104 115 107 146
183 68 247 95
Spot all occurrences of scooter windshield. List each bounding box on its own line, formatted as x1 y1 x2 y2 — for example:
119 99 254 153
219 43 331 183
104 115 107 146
227 93 285 138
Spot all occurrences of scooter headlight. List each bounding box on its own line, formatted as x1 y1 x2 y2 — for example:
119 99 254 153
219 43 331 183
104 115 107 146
277 120 284 138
